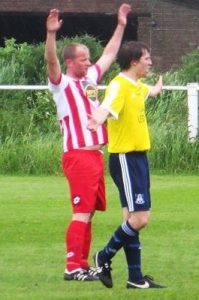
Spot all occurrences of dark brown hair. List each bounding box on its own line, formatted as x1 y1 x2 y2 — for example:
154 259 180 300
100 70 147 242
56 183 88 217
117 41 150 70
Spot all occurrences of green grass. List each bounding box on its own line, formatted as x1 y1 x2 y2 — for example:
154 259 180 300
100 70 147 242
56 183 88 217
0 175 199 300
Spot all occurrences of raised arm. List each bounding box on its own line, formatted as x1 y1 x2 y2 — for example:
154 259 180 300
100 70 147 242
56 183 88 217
45 9 63 82
96 3 132 77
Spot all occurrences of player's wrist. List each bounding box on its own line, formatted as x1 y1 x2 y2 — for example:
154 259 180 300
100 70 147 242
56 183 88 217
117 21 126 28
47 29 57 34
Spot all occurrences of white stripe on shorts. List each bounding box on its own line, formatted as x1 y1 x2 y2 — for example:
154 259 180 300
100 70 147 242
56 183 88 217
119 153 134 211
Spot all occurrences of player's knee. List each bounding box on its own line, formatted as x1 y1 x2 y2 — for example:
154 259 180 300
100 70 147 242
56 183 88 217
72 212 92 223
139 215 149 228
128 212 150 230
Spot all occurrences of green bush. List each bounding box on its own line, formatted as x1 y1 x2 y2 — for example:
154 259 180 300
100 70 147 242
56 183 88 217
146 69 199 173
0 38 46 84
0 133 61 175
178 46 199 83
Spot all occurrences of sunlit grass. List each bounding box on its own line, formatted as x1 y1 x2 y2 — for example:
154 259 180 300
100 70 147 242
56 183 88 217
0 175 198 300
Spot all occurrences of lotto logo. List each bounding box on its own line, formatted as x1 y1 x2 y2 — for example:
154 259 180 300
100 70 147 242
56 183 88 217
67 251 74 258
73 196 80 205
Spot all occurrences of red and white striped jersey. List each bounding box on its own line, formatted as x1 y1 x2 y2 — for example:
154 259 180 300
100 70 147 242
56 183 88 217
48 64 108 152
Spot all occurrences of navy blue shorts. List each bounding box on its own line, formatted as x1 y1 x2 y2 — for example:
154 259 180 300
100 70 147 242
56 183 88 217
109 152 151 212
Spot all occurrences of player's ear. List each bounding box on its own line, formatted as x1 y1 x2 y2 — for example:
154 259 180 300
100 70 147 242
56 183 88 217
130 59 137 67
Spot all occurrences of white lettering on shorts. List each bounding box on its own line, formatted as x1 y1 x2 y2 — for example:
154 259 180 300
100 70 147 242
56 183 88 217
135 194 145 205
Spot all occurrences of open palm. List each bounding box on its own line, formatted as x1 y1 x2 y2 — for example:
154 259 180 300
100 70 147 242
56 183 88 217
46 9 62 33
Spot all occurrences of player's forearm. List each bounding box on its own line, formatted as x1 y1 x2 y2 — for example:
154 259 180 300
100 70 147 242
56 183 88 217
45 32 58 63
102 3 131 59
45 32 61 80
92 107 109 125
102 23 125 61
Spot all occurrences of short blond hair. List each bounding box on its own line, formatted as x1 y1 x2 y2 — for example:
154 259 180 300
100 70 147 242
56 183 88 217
62 43 88 60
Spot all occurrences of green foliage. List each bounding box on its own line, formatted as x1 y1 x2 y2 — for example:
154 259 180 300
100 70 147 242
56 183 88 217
145 69 199 173
0 90 57 143
0 38 46 84
0 37 199 174
178 46 199 83
0 133 61 175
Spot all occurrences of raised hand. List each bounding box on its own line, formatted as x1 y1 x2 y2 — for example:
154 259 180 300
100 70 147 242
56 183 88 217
118 3 132 27
46 9 63 33
149 75 163 97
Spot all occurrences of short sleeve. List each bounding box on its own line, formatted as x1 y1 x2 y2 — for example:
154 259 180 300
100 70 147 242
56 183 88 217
87 64 101 84
48 73 69 95
101 80 124 119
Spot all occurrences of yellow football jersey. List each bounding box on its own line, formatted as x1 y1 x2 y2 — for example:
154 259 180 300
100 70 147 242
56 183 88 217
101 73 151 153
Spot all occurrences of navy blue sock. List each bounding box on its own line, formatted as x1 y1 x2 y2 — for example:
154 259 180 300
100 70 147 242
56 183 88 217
98 221 138 263
123 232 143 282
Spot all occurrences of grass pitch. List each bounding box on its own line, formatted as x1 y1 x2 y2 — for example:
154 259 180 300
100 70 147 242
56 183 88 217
0 175 198 300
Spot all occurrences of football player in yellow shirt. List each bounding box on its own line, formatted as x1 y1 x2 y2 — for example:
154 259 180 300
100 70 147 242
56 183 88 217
88 41 165 289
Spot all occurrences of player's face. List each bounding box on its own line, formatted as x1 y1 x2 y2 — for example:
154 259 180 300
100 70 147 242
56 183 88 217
69 46 91 78
136 49 152 78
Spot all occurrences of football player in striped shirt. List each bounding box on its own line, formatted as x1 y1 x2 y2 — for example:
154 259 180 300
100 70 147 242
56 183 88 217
45 3 131 281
